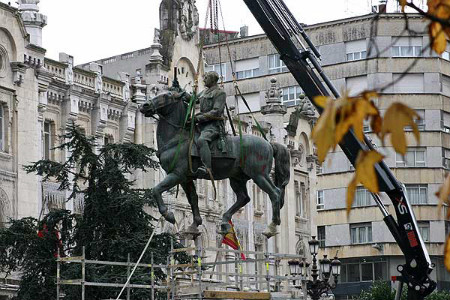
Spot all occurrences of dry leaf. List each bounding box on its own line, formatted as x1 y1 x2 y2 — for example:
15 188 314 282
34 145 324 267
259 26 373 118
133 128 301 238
430 21 447 54
445 237 450 271
381 103 420 155
335 97 379 143
311 98 337 164
314 96 328 109
346 150 384 214
436 174 450 219
312 92 380 164
427 0 450 54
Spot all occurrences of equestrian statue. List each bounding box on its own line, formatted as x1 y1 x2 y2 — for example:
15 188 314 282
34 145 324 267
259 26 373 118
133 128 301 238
140 71 290 238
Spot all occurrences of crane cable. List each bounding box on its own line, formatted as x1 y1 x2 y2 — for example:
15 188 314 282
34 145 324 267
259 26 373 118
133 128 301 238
212 0 268 166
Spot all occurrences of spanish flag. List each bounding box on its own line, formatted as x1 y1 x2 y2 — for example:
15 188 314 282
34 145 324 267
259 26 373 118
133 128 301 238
222 220 246 260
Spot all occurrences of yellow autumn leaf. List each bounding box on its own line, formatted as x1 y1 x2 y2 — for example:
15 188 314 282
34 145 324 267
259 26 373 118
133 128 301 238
346 150 384 214
335 98 379 143
436 174 450 219
311 99 338 164
380 103 420 155
445 237 450 271
400 0 407 12
314 96 329 109
430 21 447 55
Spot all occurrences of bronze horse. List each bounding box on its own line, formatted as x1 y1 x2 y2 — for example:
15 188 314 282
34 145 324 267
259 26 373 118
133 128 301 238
140 91 290 237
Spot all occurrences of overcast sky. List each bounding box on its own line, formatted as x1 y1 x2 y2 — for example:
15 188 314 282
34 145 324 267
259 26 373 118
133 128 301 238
2 0 401 64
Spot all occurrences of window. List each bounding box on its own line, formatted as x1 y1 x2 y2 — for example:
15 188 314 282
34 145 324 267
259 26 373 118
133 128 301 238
347 51 367 61
405 185 428 204
268 54 288 74
418 222 430 242
317 226 326 248
104 134 113 145
346 76 368 96
0 106 4 152
354 187 372 207
444 149 450 169
43 121 54 160
443 51 450 61
361 263 374 281
392 37 423 57
393 73 424 93
236 68 259 80
340 261 387 283
295 181 302 217
396 148 426 167
347 264 360 282
392 45 422 57
346 39 367 62
350 223 372 244
282 86 304 107
205 63 226 81
443 111 450 133
445 221 450 237
317 190 324 210
405 110 425 131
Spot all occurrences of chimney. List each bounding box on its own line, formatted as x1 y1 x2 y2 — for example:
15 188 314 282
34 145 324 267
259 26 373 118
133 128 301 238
240 26 249 38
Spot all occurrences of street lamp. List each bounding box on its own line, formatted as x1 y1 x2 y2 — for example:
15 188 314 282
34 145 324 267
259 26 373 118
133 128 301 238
288 237 341 300
309 236 320 256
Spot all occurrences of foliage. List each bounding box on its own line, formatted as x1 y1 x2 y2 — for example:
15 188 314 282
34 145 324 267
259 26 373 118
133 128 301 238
357 281 450 300
311 91 419 212
0 211 76 300
425 290 450 300
357 281 403 300
346 150 384 214
1 124 189 300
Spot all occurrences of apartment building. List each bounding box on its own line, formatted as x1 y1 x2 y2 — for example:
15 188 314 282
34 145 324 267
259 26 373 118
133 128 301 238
202 12 450 298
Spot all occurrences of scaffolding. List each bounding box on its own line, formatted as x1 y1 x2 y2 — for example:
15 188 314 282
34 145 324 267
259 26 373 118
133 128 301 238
56 236 305 300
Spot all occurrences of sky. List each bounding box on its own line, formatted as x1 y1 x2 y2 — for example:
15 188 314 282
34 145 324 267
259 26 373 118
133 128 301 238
2 0 400 64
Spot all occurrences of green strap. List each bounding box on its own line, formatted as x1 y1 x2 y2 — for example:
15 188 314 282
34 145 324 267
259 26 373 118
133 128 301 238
235 85 268 141
169 93 197 172
238 115 245 167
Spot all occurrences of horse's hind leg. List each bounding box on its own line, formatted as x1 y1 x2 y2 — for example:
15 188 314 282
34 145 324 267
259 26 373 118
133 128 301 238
181 180 202 233
220 177 250 234
252 174 281 238
152 173 181 224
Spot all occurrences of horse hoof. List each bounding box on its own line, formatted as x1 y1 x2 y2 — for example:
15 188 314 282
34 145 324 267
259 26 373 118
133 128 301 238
219 222 232 235
164 211 176 224
181 224 202 240
185 224 200 235
262 223 279 239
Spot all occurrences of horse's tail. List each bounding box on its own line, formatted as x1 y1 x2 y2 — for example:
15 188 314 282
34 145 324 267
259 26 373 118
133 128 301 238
271 142 290 208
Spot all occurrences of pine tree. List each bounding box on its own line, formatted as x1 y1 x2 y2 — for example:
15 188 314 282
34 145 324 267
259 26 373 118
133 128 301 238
0 124 187 300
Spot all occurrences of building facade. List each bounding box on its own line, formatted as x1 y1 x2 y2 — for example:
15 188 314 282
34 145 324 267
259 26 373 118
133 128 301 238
202 12 450 298
0 0 316 297
2 0 449 298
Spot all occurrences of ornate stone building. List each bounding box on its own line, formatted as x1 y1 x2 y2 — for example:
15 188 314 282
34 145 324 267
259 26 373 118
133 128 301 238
0 0 316 296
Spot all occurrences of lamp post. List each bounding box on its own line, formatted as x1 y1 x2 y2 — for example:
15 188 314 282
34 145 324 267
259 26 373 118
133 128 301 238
288 236 341 300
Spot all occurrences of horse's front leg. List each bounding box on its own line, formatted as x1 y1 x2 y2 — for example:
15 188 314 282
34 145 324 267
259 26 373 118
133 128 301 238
181 181 202 234
152 173 182 224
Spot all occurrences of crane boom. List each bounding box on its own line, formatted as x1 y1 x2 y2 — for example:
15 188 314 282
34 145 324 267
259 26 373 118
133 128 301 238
242 0 436 299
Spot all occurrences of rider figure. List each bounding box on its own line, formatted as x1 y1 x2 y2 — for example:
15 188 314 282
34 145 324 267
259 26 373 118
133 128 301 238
195 71 227 176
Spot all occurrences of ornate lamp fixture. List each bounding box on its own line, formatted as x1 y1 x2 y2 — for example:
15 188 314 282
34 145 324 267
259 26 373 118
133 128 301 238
288 236 341 300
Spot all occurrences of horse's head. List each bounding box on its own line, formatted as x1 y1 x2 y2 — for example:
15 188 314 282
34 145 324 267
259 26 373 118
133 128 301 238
140 91 186 118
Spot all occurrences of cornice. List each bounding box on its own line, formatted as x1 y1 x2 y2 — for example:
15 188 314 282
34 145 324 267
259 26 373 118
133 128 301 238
204 13 425 48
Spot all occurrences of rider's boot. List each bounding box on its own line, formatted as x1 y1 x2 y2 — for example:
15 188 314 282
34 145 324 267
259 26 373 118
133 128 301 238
196 141 213 177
